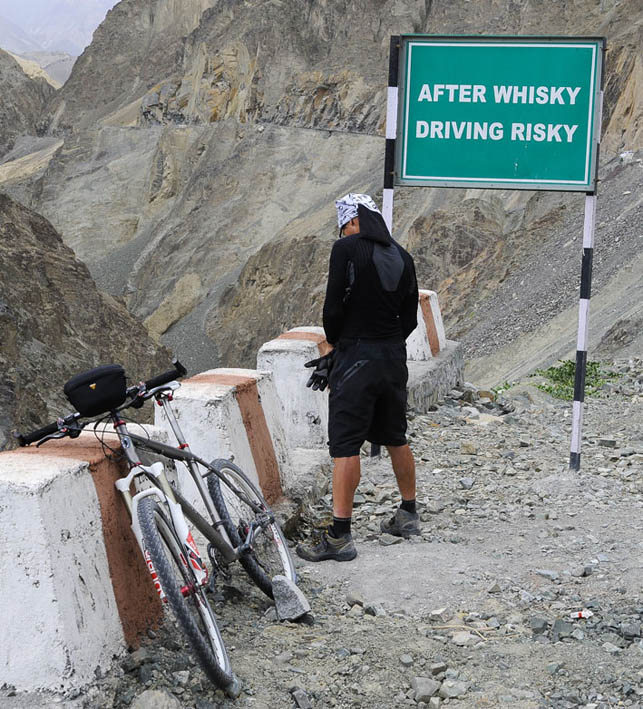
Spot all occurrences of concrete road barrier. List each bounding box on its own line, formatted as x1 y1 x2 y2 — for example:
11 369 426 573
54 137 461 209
154 368 288 505
257 327 330 451
0 435 162 692
407 289 448 360
419 289 447 356
406 299 433 361
257 327 333 502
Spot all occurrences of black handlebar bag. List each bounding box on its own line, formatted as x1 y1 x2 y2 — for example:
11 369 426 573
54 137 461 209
63 364 127 417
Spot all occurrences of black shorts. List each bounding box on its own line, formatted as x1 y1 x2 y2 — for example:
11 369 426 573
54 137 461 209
328 339 408 458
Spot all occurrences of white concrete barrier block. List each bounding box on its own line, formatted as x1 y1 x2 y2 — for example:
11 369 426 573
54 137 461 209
427 290 447 351
154 371 255 505
0 452 124 691
257 328 330 450
419 289 447 356
216 367 292 496
406 299 433 361
155 368 287 505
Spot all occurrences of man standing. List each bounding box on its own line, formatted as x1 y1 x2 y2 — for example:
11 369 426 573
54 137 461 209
297 193 420 563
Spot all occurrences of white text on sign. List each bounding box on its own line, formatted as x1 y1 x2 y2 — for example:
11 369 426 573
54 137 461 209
417 84 582 105
415 121 579 142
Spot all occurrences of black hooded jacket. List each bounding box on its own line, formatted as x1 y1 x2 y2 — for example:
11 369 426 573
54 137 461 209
322 205 418 345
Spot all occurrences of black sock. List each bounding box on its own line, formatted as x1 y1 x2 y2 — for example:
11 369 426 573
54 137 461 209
400 499 416 514
329 516 351 537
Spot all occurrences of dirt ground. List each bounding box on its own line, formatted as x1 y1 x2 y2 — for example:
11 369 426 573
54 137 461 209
2 359 641 709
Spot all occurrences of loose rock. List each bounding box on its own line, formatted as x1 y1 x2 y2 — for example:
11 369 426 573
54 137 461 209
272 575 311 621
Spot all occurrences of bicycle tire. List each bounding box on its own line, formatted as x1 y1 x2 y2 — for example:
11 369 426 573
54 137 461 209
206 459 296 598
137 496 238 693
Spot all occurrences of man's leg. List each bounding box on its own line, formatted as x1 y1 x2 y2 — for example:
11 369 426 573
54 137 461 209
386 444 415 501
381 443 420 537
295 454 359 562
332 455 361 518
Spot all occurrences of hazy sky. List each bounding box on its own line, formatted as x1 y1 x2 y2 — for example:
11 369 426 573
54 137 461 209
0 0 119 54
0 0 118 28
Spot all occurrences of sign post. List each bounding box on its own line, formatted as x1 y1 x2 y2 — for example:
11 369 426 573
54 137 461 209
384 35 605 469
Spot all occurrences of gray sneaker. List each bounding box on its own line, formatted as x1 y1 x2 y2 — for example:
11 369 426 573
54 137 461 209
296 531 357 562
380 508 420 538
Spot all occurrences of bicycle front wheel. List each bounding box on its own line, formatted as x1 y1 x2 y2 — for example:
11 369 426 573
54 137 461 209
137 496 237 692
207 459 296 598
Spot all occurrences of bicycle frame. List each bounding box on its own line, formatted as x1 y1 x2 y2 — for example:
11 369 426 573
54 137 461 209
110 390 266 569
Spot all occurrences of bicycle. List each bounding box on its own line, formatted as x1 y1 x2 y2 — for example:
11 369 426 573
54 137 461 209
16 360 297 697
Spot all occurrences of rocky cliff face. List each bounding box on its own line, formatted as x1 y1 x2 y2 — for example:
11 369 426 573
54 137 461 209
0 194 171 450
48 0 218 131
0 49 54 158
1 0 641 377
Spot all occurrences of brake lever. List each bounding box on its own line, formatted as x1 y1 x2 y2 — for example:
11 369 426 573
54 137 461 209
66 420 84 438
125 382 147 409
36 431 67 447
35 418 85 446
149 381 181 398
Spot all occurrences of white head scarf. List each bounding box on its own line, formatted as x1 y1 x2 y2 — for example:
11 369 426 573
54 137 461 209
335 193 381 229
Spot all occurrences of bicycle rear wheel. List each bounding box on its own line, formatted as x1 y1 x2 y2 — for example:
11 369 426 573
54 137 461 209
137 496 238 693
206 459 296 598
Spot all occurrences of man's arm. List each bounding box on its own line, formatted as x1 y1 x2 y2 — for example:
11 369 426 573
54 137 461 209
399 256 419 340
322 239 350 345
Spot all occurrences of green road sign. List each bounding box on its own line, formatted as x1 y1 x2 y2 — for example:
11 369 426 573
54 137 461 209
396 36 604 192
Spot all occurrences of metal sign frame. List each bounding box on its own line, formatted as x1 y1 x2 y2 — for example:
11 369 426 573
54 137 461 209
382 34 606 470
395 35 604 192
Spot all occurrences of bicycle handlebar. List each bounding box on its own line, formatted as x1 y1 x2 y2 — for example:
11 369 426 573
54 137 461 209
144 358 187 391
16 359 188 446
15 420 61 447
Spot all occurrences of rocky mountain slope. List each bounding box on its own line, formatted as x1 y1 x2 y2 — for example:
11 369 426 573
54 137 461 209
0 194 170 450
0 0 641 378
0 49 54 158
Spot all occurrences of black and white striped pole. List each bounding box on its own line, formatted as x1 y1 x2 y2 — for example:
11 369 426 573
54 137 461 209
371 35 400 459
383 34 400 234
569 87 603 471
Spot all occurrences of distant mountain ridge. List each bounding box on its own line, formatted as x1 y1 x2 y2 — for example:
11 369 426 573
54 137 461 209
5 50 61 89
19 51 76 86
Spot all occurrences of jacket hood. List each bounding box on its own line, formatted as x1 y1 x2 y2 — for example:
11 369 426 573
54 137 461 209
357 204 392 245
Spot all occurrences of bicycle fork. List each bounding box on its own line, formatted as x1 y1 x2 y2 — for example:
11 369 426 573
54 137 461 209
116 461 209 601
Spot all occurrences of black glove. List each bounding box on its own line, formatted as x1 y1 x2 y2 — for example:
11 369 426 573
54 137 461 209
304 351 335 392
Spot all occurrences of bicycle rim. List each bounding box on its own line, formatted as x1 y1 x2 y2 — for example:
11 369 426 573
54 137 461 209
137 496 234 688
207 459 296 598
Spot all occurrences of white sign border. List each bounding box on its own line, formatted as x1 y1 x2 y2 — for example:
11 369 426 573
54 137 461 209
398 39 601 191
